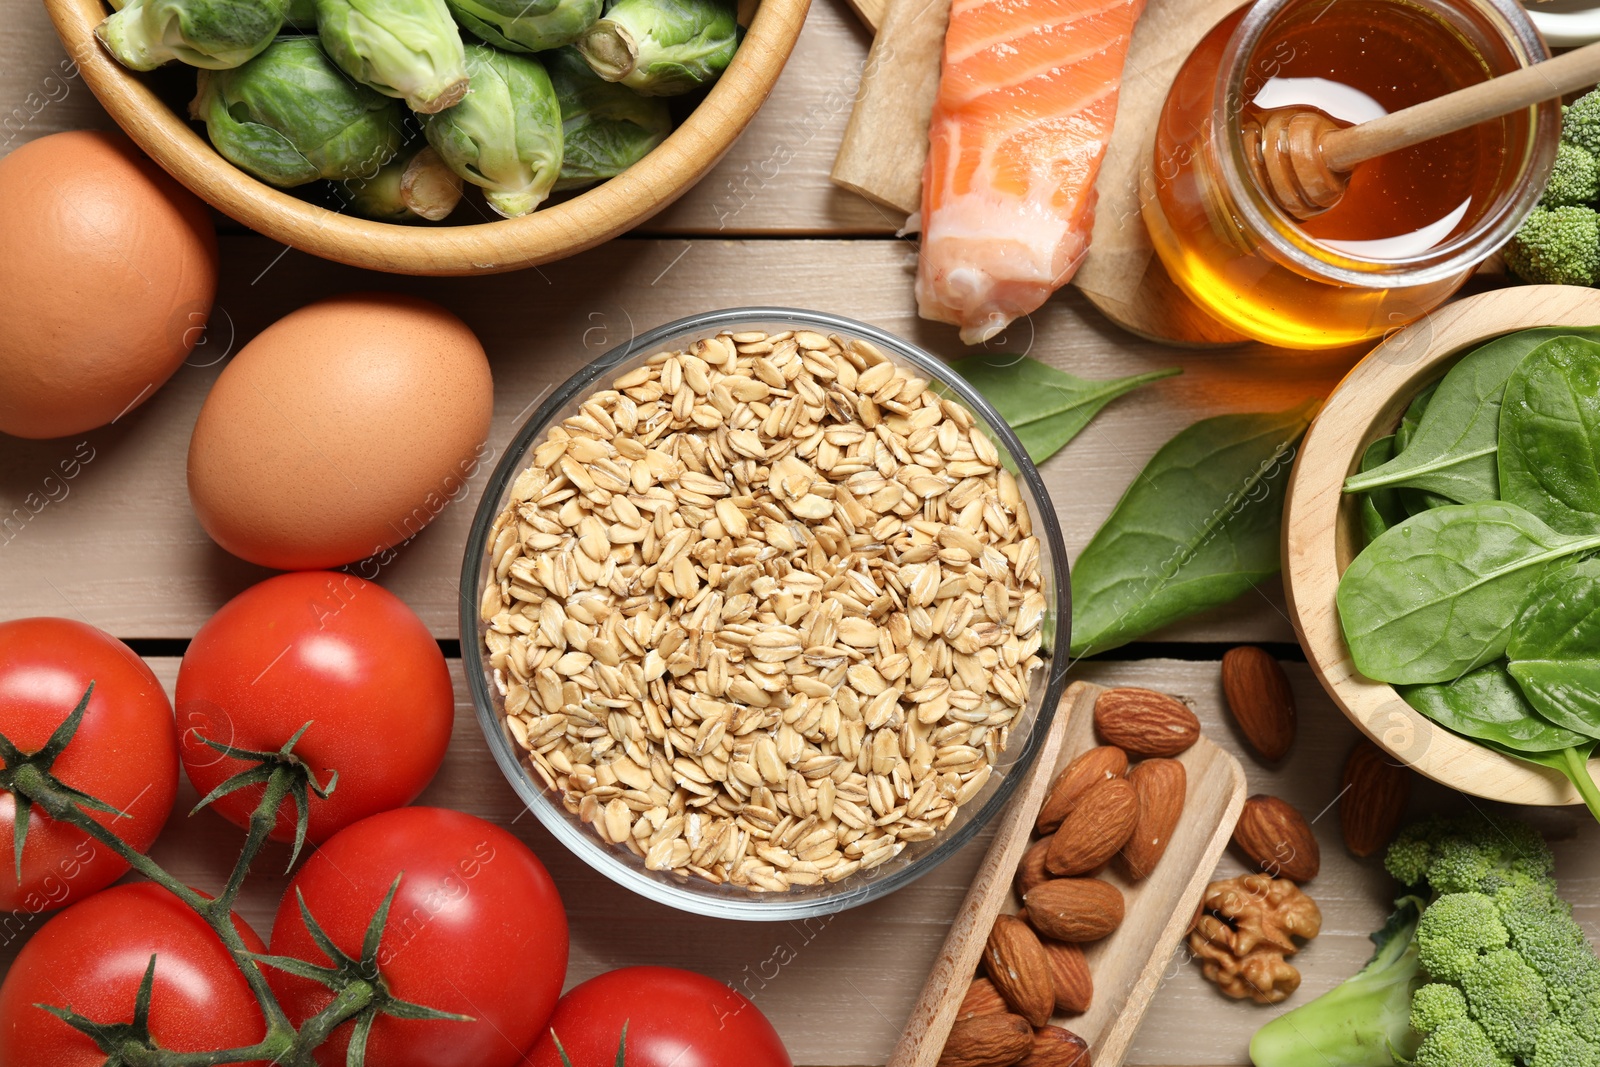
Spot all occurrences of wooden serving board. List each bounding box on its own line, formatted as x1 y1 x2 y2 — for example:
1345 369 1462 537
888 680 1248 1067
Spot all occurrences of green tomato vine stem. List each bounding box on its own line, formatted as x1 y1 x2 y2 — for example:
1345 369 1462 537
0 685 442 1067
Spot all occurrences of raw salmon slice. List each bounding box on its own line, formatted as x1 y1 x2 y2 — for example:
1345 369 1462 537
917 0 1146 343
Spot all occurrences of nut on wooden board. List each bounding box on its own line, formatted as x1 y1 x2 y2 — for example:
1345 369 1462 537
889 681 1246 1067
1119 759 1187 880
938 1014 1034 1067
1093 687 1201 757
1036 746 1128 835
1045 778 1138 876
983 914 1055 1027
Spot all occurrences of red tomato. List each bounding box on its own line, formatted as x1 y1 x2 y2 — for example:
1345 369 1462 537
0 618 177 914
0 882 268 1067
268 807 569 1067
177 572 453 844
527 967 793 1067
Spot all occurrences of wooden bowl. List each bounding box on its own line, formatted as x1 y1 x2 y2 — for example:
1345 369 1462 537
1284 285 1600 805
43 0 809 275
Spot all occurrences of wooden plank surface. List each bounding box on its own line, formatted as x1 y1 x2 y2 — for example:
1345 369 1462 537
4 657 1595 1065
0 0 897 236
0 236 1350 640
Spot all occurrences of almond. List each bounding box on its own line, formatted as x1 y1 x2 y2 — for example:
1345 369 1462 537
1233 794 1320 882
1118 758 1186 880
1016 837 1053 898
983 914 1055 1027
1035 746 1128 834
1041 938 1093 1014
1340 739 1412 858
1023 878 1125 942
938 1012 1034 1067
1045 777 1137 876
1221 646 1297 761
1093 688 1200 757
1018 1026 1091 1067
958 977 1009 1020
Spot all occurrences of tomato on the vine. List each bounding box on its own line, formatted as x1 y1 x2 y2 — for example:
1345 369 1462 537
0 618 177 914
0 882 268 1067
176 572 453 845
267 806 569 1067
527 966 793 1067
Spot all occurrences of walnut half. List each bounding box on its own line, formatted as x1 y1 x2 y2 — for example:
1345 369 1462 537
1188 873 1322 1004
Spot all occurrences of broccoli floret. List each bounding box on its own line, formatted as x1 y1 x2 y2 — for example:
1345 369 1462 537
1497 881 1600 1010
1565 92 1600 158
1254 817 1600 1067
1463 948 1552 1059
1534 1021 1600 1067
1418 892 1511 982
1413 982 1471 1035
1505 206 1600 287
1385 815 1554 895
1413 1017 1514 1067
1545 142 1600 207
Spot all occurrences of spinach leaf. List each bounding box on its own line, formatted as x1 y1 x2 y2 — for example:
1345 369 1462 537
1069 401 1316 658
1479 740 1600 821
1394 379 1438 453
1400 486 1455 517
1342 328 1600 501
1400 662 1590 750
1336 501 1600 684
1402 661 1600 820
1358 436 1405 546
951 356 1181 465
1508 559 1600 737
1499 336 1600 535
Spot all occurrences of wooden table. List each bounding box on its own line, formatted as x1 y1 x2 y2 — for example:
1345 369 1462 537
4 3 1599 1064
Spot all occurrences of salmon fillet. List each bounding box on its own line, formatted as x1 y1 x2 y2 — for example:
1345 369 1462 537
916 0 1147 344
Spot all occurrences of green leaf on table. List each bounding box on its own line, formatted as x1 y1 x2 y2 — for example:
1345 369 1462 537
1337 501 1600 685
1343 327 1600 502
950 356 1180 465
1400 662 1590 751
1358 436 1405 546
1068 400 1316 659
1499 336 1600 535
1508 559 1600 737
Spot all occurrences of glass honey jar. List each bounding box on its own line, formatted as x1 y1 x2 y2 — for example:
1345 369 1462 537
1142 0 1559 349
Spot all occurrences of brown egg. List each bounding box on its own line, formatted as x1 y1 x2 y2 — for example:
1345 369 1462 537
0 131 218 439
188 293 493 570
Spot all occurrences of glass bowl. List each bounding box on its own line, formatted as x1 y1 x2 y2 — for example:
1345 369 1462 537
460 308 1070 920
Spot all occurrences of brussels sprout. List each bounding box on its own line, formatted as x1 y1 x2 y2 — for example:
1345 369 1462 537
423 45 562 217
545 47 669 190
445 0 603 52
333 144 464 221
285 0 317 27
190 36 405 187
575 0 738 96
315 0 470 113
96 0 287 71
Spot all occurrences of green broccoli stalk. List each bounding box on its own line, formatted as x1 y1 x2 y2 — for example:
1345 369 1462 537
1250 815 1600 1067
1249 897 1426 1066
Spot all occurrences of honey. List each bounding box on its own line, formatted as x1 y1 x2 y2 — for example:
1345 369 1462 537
1143 0 1557 349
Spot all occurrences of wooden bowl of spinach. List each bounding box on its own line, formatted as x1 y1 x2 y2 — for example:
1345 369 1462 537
1284 285 1600 812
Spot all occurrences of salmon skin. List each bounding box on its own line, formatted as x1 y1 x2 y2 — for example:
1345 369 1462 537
916 0 1147 344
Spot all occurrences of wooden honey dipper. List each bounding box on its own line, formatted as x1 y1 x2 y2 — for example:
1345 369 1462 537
1245 39 1600 219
